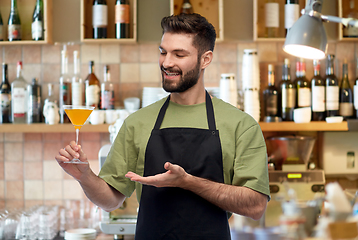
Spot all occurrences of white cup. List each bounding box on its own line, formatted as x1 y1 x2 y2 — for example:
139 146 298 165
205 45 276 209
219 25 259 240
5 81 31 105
90 110 105 125
124 97 140 112
105 109 118 124
116 108 130 120
293 107 311 123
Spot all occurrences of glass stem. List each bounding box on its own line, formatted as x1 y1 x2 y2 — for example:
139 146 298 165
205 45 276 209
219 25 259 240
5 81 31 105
76 128 79 145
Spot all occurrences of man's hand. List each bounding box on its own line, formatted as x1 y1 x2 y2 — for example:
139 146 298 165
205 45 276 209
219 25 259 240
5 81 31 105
125 162 188 188
55 140 90 181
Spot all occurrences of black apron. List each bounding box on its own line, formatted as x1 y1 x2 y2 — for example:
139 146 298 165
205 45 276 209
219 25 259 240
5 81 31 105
135 91 231 240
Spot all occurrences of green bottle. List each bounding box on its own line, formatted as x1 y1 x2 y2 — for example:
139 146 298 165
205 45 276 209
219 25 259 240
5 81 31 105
8 0 21 41
32 0 44 41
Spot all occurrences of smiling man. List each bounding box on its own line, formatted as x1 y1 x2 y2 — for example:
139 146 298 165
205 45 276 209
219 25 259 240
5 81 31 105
56 13 270 240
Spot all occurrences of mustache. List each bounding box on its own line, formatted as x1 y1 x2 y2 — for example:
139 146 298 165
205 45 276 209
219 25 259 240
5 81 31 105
161 66 182 74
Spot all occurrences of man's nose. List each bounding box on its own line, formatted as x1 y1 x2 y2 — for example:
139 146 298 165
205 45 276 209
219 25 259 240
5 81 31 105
162 54 175 68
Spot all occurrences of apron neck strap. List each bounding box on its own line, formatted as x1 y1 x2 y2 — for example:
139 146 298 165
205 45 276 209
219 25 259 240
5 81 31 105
153 90 216 130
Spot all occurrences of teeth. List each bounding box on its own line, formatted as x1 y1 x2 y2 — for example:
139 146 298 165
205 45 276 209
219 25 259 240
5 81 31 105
164 70 179 76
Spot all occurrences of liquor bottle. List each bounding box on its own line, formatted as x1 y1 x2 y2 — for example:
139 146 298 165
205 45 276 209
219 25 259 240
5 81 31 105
32 0 44 41
59 48 71 123
27 78 42 123
181 0 194 14
285 0 299 35
339 59 354 119
295 59 311 108
93 0 107 39
8 0 21 41
354 60 358 118
263 64 278 117
265 0 279 38
0 10 3 41
343 0 358 38
72 51 84 106
325 54 339 117
43 83 59 125
0 63 11 123
311 60 326 121
101 65 114 110
11 61 28 123
280 58 296 121
115 0 130 39
85 61 101 108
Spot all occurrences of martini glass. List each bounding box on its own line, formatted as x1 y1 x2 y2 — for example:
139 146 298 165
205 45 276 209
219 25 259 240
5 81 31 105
63 105 95 164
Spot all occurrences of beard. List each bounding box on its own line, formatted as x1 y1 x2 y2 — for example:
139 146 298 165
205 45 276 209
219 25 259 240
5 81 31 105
161 61 201 93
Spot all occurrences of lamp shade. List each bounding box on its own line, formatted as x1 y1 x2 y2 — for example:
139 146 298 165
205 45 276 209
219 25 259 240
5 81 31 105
283 14 327 60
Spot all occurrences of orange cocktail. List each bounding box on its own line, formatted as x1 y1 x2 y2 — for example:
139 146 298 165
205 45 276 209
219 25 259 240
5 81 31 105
64 108 93 129
63 105 95 164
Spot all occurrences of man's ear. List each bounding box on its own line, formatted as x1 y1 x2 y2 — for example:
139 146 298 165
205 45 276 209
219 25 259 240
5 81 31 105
201 51 213 70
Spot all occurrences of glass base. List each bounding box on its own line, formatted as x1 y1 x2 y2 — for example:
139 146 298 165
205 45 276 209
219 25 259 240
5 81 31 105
63 159 88 164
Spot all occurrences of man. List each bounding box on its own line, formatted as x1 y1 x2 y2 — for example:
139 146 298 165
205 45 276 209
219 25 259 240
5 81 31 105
56 13 270 240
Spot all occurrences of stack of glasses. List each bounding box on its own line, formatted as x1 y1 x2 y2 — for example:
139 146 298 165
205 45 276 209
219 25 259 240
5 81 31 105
242 49 260 122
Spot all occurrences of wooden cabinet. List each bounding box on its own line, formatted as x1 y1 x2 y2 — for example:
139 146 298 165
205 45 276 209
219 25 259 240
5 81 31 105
170 0 224 42
0 0 52 45
80 0 137 43
338 0 358 41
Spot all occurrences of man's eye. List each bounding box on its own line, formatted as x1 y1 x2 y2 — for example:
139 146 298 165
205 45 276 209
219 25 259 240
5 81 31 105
176 54 185 58
160 52 167 55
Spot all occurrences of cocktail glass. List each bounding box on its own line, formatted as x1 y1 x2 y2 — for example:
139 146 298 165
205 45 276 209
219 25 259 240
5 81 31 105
63 105 95 164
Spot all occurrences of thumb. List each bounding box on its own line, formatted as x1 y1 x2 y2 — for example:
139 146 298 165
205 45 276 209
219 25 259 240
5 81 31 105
77 145 88 162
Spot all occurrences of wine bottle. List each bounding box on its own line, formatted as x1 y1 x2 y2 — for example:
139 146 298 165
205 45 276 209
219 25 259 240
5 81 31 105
285 0 299 35
8 0 21 41
0 63 11 123
325 54 339 117
27 78 42 123
93 0 108 39
343 0 358 38
115 0 130 39
311 60 326 121
339 59 354 119
11 61 28 123
354 60 358 118
280 58 296 121
0 10 3 41
181 0 194 14
72 50 84 106
295 58 311 108
59 48 71 123
85 61 101 108
265 0 279 38
32 0 44 41
263 64 278 117
101 65 115 110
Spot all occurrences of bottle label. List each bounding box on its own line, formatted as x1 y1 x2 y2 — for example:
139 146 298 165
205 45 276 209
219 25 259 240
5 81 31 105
339 102 354 117
326 86 339 110
92 5 108 27
72 82 83 106
101 90 114 109
0 93 10 112
266 95 278 116
13 88 26 117
282 88 296 108
312 86 325 112
0 26 3 41
115 4 130 24
297 88 311 107
343 26 358 37
86 85 100 107
265 3 279 28
32 20 43 39
8 24 21 40
28 95 41 122
354 85 358 109
284 4 299 29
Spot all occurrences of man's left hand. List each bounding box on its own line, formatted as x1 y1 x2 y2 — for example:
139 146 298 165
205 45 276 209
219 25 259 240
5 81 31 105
125 162 187 188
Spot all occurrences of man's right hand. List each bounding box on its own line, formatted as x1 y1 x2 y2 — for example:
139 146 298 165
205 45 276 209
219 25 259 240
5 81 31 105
55 140 90 181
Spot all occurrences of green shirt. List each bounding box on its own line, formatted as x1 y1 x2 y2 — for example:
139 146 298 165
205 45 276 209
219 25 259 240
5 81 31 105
99 97 270 202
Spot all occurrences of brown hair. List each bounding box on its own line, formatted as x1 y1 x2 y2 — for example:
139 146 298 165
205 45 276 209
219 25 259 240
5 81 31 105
161 13 216 56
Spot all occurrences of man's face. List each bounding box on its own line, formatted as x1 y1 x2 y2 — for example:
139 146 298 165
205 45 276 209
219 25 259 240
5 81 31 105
159 33 201 93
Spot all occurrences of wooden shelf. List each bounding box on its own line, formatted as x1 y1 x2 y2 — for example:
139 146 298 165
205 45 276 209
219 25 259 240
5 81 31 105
0 0 52 45
81 0 137 43
0 123 110 133
259 121 348 132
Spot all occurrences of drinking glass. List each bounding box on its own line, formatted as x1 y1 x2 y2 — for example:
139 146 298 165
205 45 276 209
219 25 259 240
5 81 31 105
63 105 95 164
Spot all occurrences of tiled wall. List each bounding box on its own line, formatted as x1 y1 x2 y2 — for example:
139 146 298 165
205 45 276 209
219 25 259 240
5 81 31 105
1 40 358 209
